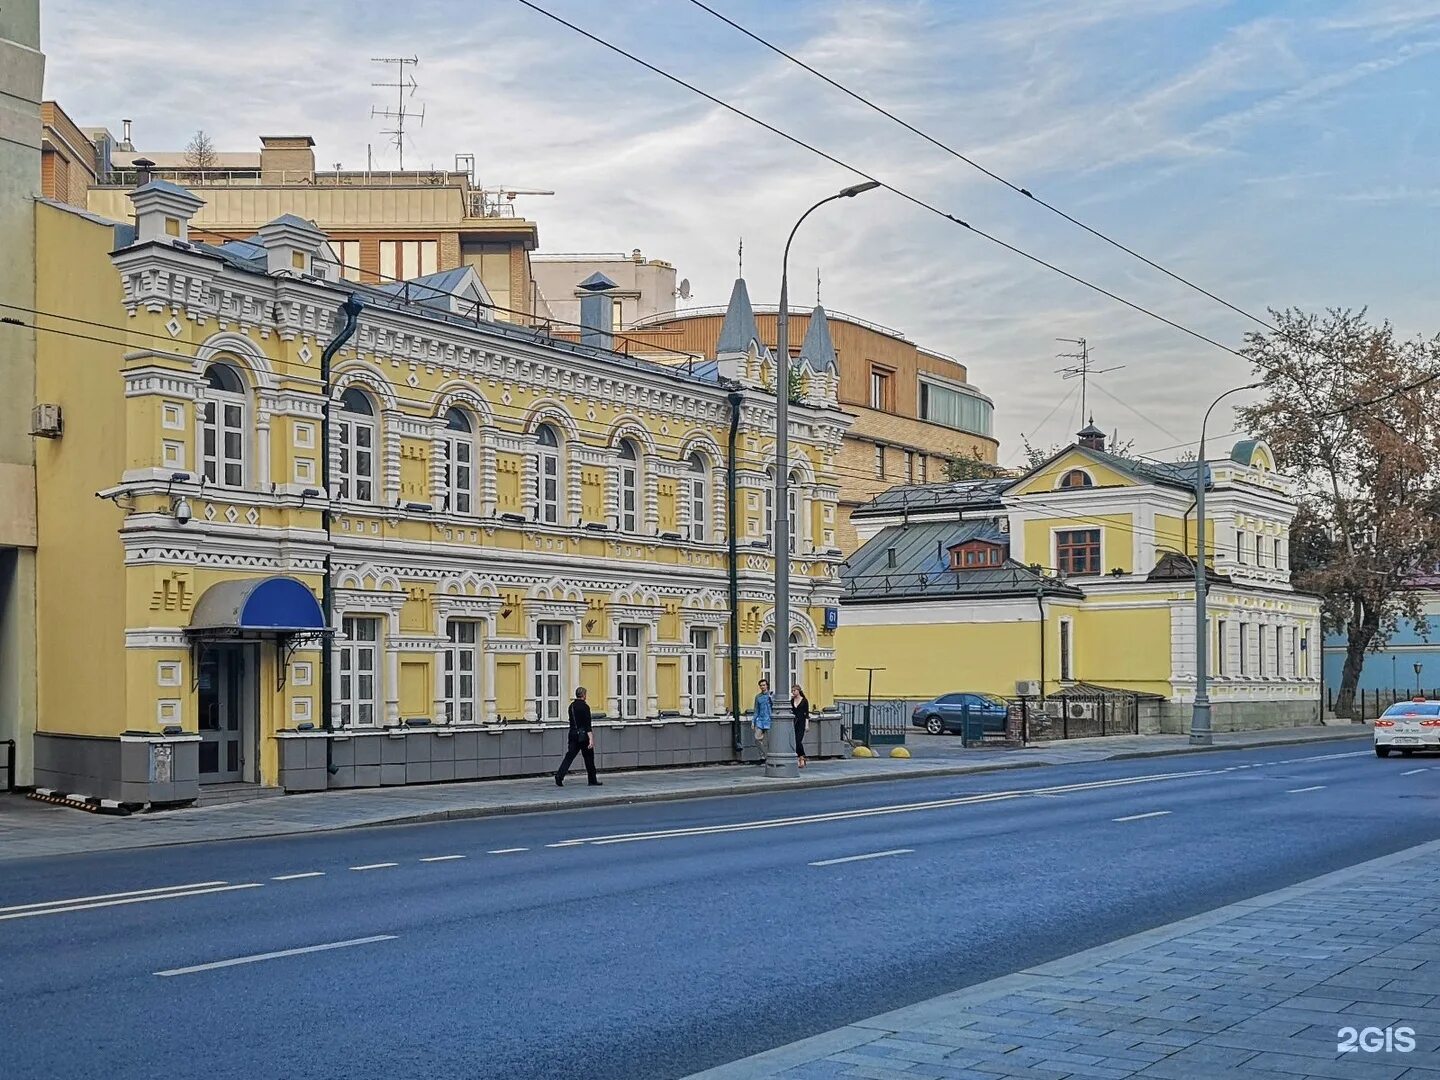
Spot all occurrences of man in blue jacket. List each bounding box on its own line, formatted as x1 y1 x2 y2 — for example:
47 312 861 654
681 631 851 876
752 678 773 761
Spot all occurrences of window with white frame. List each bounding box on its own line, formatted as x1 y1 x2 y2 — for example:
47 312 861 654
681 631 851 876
1216 620 1227 676
1235 529 1246 564
919 456 928 483
338 240 362 282
1257 536 1268 567
688 453 709 543
444 619 479 723
534 622 565 720
198 363 247 488
339 616 380 727
536 423 561 525
786 470 801 554
1258 625 1268 676
1276 626 1286 677
616 626 643 719
763 468 775 547
1239 623 1249 675
618 439 639 533
444 407 474 515
873 444 885 479
760 628 774 687
379 239 438 282
1290 626 1298 677
336 387 376 502
1274 537 1284 569
688 628 711 716
1059 618 1075 681
789 630 803 693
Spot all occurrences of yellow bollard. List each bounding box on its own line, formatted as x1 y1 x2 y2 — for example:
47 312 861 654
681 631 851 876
852 745 876 758
889 746 911 759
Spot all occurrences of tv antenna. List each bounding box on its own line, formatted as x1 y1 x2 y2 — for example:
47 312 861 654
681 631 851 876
1055 337 1123 425
371 55 424 170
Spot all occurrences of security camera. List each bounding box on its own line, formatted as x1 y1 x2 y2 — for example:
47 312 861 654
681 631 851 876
172 496 193 525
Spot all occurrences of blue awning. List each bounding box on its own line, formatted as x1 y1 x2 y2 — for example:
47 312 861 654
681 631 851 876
188 576 326 635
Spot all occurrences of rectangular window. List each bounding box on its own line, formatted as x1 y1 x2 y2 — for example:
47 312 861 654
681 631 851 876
339 616 380 727
905 450 915 482
1300 632 1308 677
379 240 397 284
620 460 638 533
339 240 362 282
874 444 886 479
1277 626 1286 677
379 239 438 282
1235 529 1245 564
1239 623 1249 676
199 397 246 488
1059 619 1074 681
539 448 560 525
616 626 642 719
444 620 479 724
1274 537 1284 569
446 434 473 515
1055 529 1101 576
687 628 711 717
1290 627 1298 678
1257 536 1267 567
869 367 892 411
534 623 565 721
1258 625 1267 676
689 472 708 543
611 297 624 332
918 456 928 483
336 416 375 502
1216 620 1227 676
918 378 994 437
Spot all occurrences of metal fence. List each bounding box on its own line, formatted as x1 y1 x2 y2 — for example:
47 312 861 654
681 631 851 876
834 699 911 747
1017 689 1141 741
1328 686 1439 723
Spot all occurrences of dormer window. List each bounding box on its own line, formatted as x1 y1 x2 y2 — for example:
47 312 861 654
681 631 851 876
948 539 1006 571
1059 469 1094 489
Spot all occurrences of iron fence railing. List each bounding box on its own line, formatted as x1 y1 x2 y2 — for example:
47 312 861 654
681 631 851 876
1327 686 1438 723
1015 690 1141 741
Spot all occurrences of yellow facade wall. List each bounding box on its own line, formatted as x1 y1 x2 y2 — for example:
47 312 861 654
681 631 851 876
1023 513 1135 574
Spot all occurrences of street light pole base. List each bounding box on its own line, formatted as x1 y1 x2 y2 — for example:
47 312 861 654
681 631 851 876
764 757 800 778
1188 732 1213 746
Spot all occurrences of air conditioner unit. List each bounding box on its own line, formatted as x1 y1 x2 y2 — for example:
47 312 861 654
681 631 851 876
1015 680 1041 698
1068 702 1096 720
1043 700 1065 719
30 403 62 438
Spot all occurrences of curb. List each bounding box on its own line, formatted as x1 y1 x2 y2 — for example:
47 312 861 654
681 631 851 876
682 834 1440 1079
5 728 1367 861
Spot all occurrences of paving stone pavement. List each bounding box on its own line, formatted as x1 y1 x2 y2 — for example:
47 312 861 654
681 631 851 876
688 840 1440 1080
0 725 1360 862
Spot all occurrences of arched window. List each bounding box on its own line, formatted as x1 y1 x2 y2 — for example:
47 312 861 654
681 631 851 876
336 387 376 502
444 407 474 515
787 469 802 554
688 452 709 543
760 628 774 688
617 438 639 533
1059 469 1094 489
536 423 561 525
198 362 246 487
789 630 804 695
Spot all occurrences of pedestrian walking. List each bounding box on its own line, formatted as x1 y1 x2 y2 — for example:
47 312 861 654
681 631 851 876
791 684 811 768
752 678 773 761
555 686 601 787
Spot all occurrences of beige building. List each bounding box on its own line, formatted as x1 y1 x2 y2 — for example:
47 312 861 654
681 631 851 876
629 291 998 551
0 0 41 787
531 250 681 330
71 125 543 321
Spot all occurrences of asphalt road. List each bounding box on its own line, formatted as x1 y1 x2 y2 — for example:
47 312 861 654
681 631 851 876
2 736 1436 1080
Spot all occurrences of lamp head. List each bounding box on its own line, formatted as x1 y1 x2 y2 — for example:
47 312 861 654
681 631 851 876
840 180 881 198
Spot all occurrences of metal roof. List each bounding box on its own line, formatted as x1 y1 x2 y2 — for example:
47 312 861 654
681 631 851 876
841 521 1083 602
798 304 838 372
851 478 1010 518
715 278 760 354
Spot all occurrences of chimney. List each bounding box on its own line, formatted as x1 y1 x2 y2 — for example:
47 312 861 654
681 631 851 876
1077 419 1106 452
128 177 205 245
576 271 618 349
259 135 316 183
631 248 644 263
132 156 155 187
120 119 134 151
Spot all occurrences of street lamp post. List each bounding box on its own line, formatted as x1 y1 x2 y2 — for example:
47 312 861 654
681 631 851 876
1191 381 1264 746
768 179 880 778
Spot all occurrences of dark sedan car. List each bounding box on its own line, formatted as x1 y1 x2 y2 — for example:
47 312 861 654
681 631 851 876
911 692 1011 735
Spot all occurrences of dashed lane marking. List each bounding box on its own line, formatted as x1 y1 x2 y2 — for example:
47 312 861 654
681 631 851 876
1286 785 1326 794
349 863 398 872
0 883 262 922
1401 768 1429 776
0 881 228 914
810 849 913 867
487 848 529 854
272 872 325 881
1112 811 1172 822
419 855 466 862
155 935 397 977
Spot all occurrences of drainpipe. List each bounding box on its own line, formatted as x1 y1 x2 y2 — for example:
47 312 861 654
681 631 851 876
727 390 743 752
320 295 365 769
1036 584 1047 704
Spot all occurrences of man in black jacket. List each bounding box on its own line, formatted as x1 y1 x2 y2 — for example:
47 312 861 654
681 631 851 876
555 686 601 786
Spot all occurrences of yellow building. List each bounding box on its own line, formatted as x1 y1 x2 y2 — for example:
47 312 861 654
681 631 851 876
835 425 1323 734
30 182 847 803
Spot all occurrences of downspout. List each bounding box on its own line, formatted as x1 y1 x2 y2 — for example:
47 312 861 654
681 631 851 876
727 390 743 752
1036 584 1047 704
320 295 365 776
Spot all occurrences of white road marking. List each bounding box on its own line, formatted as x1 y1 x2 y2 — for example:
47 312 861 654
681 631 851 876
0 883 262 922
810 849 913 867
271 872 325 881
349 862 398 871
1401 768 1429 776
1286 785 1326 794
1112 811 1172 822
154 935 397 977
419 855 466 862
487 847 528 854
0 880 229 914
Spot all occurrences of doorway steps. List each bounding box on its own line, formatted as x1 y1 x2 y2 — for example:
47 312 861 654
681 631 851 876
195 782 286 808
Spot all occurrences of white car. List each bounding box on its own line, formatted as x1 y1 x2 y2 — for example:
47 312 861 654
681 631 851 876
1374 699 1440 757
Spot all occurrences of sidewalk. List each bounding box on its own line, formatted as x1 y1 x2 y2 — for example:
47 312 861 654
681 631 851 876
0 725 1363 863
689 840 1440 1080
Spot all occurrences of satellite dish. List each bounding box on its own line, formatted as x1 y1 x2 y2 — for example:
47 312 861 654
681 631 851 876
676 278 692 301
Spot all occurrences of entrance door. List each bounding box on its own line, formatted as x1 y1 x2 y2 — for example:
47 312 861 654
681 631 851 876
198 644 256 783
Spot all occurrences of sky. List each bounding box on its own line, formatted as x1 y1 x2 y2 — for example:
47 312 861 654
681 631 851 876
41 0 1439 464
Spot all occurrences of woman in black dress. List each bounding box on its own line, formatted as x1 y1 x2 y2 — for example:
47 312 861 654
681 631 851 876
791 685 811 768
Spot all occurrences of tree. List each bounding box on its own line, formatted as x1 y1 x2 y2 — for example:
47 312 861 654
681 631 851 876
184 130 217 172
1235 308 1440 714
943 446 1006 481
